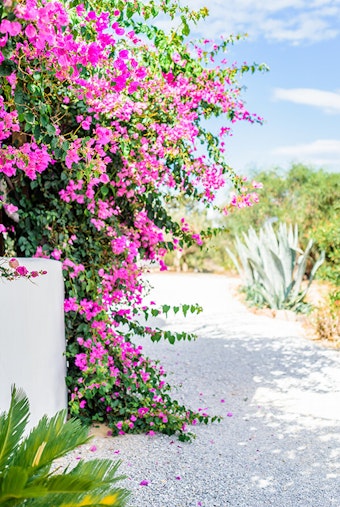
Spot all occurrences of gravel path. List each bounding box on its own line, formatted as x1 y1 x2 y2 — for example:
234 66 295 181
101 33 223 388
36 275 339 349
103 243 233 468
67 274 340 507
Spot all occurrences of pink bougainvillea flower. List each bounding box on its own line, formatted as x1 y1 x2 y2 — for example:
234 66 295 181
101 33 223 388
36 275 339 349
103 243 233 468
25 24 36 39
9 258 19 269
137 407 149 417
227 412 233 417
90 445 97 452
16 265 28 276
4 203 18 214
139 480 149 486
8 21 21 36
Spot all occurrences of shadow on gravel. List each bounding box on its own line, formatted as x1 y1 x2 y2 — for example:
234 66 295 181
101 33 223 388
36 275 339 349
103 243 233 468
133 332 340 506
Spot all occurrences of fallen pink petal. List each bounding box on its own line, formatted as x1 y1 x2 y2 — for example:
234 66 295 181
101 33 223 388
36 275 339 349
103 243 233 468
227 412 233 417
89 445 97 452
140 480 149 486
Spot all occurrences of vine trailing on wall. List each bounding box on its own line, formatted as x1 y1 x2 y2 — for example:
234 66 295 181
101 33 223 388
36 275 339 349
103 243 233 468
0 0 265 440
0 257 47 280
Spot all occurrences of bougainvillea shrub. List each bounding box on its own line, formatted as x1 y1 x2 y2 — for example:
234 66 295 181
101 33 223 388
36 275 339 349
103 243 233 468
0 0 265 440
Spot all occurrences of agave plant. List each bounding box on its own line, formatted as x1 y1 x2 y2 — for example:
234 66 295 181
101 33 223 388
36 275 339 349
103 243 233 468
0 386 130 506
227 222 325 311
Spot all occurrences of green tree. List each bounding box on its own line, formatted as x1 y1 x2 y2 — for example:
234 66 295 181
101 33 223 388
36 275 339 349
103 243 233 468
222 164 340 284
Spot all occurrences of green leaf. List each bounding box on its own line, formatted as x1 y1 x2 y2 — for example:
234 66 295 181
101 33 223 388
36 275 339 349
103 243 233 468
46 124 56 136
24 112 35 124
162 304 170 316
0 386 29 471
182 304 189 317
0 59 16 76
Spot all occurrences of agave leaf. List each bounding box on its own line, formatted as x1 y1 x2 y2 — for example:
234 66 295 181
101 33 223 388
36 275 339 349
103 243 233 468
228 221 325 312
265 248 286 303
289 239 314 302
253 279 280 309
225 246 242 276
0 386 29 470
230 236 255 284
262 223 279 255
248 259 278 308
293 250 326 303
309 250 326 282
288 223 299 250
277 224 297 287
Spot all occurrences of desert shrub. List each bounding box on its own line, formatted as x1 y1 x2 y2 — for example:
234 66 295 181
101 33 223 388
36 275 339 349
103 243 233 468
312 289 340 344
227 222 324 312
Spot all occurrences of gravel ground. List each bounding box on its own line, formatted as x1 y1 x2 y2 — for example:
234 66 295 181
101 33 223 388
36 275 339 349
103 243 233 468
62 273 340 507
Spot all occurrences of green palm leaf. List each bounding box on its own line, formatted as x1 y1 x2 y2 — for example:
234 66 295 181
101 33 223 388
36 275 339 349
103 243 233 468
11 410 91 472
0 387 130 507
0 386 29 470
68 459 126 484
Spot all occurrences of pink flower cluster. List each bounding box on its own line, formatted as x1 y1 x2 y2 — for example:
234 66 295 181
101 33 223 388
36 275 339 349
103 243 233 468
0 258 47 281
0 0 262 435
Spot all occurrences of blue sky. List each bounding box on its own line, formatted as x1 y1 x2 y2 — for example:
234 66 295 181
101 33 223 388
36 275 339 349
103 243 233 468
174 0 340 176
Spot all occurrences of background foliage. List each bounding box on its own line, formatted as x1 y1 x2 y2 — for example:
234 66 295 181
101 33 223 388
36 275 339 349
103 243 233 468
168 165 340 289
222 165 340 286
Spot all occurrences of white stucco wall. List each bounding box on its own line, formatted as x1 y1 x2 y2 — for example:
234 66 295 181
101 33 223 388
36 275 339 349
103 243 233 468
0 258 67 429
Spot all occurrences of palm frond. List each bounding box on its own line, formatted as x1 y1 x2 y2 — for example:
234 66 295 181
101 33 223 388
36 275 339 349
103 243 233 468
0 386 29 470
25 488 130 507
68 459 126 484
0 466 48 505
0 387 130 507
11 411 91 472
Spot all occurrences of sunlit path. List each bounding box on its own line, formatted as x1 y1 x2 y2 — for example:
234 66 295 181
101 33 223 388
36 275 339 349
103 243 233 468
70 273 340 507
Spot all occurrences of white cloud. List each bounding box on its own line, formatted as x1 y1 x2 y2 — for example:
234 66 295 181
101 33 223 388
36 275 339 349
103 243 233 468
273 139 340 169
177 0 340 44
274 139 340 155
273 88 340 113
